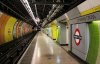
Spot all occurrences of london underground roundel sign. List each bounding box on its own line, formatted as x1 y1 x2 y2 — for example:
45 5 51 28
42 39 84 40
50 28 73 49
74 28 82 46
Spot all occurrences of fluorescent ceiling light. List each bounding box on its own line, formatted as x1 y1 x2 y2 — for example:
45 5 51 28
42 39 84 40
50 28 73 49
20 0 40 25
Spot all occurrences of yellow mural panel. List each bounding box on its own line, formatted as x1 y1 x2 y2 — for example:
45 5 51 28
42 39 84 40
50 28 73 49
5 17 17 42
0 14 10 44
51 20 59 42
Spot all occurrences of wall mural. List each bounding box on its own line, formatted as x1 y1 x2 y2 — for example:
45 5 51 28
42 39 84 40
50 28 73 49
0 11 33 45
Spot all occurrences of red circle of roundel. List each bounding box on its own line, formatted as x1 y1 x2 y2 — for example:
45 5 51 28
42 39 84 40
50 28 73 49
74 28 81 46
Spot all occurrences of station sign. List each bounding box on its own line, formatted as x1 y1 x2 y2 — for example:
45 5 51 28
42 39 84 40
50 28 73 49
73 28 82 46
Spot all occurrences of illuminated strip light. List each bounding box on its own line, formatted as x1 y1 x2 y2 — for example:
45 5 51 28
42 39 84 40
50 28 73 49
20 0 38 24
34 4 38 17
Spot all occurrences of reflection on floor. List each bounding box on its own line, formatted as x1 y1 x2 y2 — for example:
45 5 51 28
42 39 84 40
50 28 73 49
18 31 86 64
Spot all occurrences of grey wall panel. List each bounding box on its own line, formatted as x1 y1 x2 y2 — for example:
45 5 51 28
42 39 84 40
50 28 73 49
72 48 86 60
59 23 67 44
56 14 66 22
56 7 80 22
71 23 89 60
67 7 80 20
57 26 60 43
68 25 72 50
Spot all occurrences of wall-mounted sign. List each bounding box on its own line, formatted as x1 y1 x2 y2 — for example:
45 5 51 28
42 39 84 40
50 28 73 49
70 11 100 24
74 28 82 46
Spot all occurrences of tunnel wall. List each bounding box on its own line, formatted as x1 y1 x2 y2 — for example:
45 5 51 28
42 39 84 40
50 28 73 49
0 11 33 45
67 0 100 63
54 0 100 63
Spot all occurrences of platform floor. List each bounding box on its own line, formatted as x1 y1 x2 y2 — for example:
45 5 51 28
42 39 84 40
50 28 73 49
18 31 85 64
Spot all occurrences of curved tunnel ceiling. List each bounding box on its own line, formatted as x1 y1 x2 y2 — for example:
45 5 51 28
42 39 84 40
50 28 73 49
0 0 35 26
0 0 85 27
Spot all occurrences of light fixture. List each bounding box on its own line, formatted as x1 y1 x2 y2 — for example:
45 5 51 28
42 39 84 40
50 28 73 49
20 0 40 25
